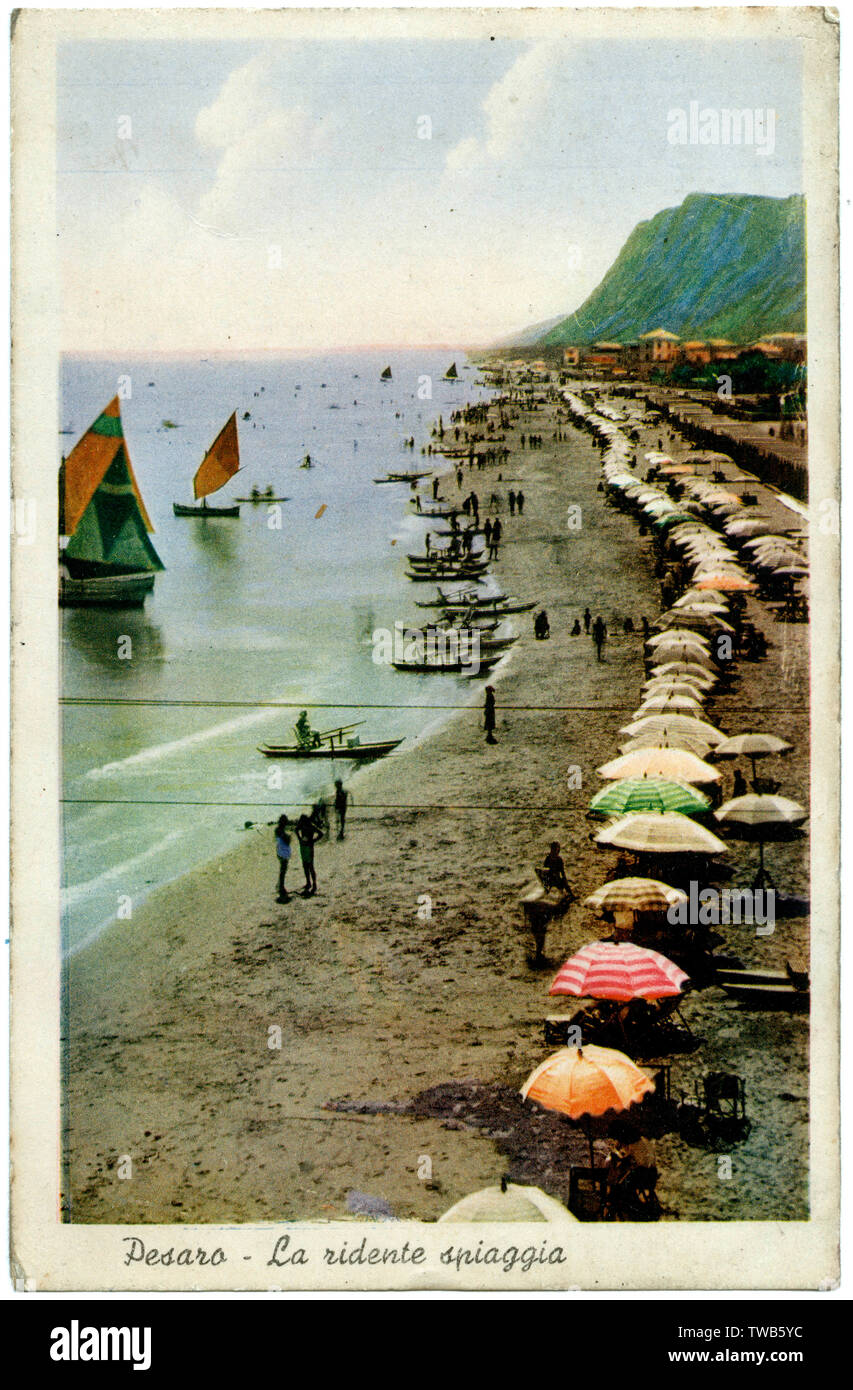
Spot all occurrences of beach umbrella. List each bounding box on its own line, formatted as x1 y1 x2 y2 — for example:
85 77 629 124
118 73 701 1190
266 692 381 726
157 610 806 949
694 573 756 592
649 660 717 683
521 1045 654 1166
714 794 808 889
549 941 688 1002
724 517 773 538
712 733 792 787
715 794 807 829
597 749 720 784
641 680 709 702
619 731 715 759
633 693 706 716
646 629 710 650
673 589 730 609
584 877 688 917
670 599 730 617
589 777 710 819
621 714 726 744
595 813 727 855
438 1183 576 1223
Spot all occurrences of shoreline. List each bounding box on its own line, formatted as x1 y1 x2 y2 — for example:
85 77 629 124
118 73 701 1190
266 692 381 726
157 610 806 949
64 381 809 1225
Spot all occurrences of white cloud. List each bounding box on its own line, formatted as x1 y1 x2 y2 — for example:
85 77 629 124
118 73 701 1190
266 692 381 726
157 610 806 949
445 42 567 172
194 56 323 235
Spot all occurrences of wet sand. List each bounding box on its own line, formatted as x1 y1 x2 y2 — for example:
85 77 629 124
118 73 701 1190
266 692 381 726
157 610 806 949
64 383 810 1224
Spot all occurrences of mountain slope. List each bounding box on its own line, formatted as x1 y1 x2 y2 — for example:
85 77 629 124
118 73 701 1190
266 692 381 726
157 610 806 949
531 193 804 348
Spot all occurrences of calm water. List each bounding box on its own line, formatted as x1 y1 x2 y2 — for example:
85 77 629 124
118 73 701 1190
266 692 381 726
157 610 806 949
61 350 497 954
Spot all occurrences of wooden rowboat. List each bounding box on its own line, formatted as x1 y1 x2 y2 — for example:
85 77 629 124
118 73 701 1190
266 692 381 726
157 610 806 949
258 738 403 760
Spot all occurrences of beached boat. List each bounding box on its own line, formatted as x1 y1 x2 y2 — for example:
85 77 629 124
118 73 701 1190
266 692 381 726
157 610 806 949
173 413 241 516
406 568 489 583
59 396 164 607
391 655 499 675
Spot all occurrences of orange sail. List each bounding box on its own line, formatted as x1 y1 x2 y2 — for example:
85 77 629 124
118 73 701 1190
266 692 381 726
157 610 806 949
62 397 155 537
193 413 240 500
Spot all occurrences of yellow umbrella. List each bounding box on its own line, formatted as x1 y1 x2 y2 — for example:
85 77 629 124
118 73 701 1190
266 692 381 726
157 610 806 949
598 748 720 783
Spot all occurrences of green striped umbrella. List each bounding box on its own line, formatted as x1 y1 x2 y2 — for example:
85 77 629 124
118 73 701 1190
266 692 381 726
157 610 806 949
589 778 710 818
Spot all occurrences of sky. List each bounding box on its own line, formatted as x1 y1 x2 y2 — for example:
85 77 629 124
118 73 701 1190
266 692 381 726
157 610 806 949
58 36 803 352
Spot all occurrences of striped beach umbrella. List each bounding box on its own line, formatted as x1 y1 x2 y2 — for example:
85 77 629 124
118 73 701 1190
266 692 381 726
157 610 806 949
647 629 711 650
549 942 688 1001
584 877 688 917
589 777 710 818
712 733 792 785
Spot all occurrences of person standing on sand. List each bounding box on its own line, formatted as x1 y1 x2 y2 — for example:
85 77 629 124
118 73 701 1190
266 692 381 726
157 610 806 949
334 779 349 840
274 815 292 903
490 517 502 559
295 814 318 896
508 489 516 515
483 685 497 744
592 615 607 662
483 517 493 551
583 607 592 634
516 490 524 515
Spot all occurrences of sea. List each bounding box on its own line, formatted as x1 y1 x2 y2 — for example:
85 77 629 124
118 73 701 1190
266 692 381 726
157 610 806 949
60 349 497 956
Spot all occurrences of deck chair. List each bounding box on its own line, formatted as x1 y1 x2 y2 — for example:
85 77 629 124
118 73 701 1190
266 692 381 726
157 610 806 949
697 1072 750 1142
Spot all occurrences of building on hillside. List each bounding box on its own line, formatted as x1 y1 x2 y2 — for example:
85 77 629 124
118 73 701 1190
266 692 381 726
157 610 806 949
562 346 581 366
680 341 712 366
761 333 807 362
638 328 681 365
584 341 623 371
706 339 737 362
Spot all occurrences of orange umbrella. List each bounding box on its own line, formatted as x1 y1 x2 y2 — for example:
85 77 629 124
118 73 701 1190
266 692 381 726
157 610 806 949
521 1046 654 1167
695 573 756 592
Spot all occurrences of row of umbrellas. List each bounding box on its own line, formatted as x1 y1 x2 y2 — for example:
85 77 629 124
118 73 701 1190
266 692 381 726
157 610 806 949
514 397 809 1174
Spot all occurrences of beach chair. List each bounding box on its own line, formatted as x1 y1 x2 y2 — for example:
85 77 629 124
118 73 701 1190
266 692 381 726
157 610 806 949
568 1166 608 1221
695 1072 751 1144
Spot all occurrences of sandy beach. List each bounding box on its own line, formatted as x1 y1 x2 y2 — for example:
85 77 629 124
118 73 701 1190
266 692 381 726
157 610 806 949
63 383 810 1226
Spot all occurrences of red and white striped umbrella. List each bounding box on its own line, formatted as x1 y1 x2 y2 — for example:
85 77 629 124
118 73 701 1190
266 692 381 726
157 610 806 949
549 942 688 1001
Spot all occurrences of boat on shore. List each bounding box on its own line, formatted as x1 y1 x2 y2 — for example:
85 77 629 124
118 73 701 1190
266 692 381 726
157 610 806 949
59 396 164 607
173 413 241 516
391 655 500 675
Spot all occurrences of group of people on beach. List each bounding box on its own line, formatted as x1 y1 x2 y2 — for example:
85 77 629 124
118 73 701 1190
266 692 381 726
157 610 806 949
274 780 349 901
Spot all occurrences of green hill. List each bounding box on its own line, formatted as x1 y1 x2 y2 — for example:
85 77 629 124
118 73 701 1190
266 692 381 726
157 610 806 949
529 193 804 348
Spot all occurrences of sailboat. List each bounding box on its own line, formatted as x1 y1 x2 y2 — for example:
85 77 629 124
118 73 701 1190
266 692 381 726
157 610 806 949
173 413 241 516
59 396 164 607
381 365 392 381
444 362 459 380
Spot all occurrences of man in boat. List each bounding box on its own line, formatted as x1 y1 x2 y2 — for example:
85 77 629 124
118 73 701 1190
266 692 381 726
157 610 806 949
295 710 321 750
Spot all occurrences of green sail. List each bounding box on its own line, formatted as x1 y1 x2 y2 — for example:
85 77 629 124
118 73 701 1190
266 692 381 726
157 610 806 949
64 446 165 575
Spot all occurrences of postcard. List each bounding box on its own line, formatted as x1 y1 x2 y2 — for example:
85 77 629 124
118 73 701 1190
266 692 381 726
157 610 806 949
10 4 839 1291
